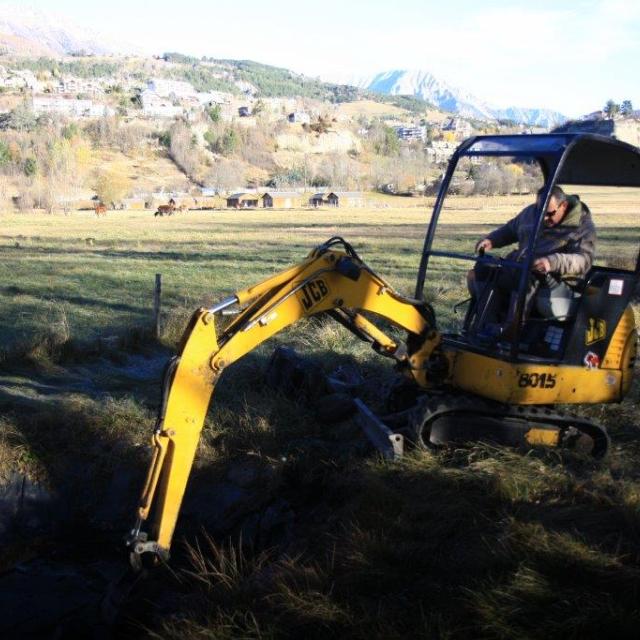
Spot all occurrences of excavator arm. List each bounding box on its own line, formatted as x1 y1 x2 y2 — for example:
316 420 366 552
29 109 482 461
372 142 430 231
127 238 440 567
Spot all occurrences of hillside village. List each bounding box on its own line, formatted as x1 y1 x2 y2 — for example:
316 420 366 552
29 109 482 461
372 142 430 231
0 53 637 213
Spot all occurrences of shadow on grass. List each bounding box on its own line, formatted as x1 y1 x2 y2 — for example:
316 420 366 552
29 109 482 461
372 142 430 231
1 340 640 638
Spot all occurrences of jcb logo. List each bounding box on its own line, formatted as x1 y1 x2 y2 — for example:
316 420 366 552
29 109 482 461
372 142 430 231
298 279 329 311
585 318 606 345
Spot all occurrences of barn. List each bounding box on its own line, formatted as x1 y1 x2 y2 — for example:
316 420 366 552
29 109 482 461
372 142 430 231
261 191 304 208
309 192 327 207
325 192 365 207
226 193 260 208
310 192 365 208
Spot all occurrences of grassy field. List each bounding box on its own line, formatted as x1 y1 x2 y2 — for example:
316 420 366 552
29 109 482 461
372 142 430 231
0 203 434 358
1 194 640 637
1 188 638 357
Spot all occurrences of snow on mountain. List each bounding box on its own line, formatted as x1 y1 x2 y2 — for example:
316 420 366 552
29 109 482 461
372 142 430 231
0 4 141 56
345 69 566 128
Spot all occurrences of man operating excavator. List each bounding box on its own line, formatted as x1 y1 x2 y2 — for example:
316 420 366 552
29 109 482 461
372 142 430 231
469 185 597 338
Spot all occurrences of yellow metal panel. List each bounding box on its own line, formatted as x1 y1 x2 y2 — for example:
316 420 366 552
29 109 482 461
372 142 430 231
213 266 430 369
525 428 561 447
144 309 220 552
603 306 635 369
451 351 622 404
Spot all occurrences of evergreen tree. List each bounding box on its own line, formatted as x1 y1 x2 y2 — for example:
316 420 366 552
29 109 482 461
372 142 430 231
620 100 634 116
604 100 620 119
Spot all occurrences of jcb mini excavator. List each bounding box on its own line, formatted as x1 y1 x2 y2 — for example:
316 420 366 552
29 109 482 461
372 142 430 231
126 134 640 567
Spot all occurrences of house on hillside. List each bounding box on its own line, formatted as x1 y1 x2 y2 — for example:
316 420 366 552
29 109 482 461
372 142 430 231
54 77 105 96
553 118 640 147
196 91 233 106
226 193 260 208
288 111 310 124
140 89 184 118
395 126 426 142
2 69 41 91
441 118 473 139
32 96 114 118
261 191 304 208
147 78 196 98
426 140 457 164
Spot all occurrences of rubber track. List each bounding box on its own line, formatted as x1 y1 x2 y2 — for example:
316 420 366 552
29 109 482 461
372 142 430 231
405 391 610 458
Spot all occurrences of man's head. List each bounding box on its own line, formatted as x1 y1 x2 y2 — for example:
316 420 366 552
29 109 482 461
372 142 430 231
538 185 569 227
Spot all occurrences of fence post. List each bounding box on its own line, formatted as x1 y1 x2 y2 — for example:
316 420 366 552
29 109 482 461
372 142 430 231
153 273 162 339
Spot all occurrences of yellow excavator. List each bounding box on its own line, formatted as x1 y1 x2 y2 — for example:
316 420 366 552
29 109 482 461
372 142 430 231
126 133 640 568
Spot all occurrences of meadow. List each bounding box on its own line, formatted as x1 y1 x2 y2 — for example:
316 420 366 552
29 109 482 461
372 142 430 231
1 187 638 357
1 193 640 638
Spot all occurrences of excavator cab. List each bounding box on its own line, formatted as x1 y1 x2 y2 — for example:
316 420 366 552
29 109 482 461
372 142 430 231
417 133 640 377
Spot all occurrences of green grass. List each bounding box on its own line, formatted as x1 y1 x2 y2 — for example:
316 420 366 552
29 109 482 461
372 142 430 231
1 198 640 637
0 208 432 359
2 190 637 358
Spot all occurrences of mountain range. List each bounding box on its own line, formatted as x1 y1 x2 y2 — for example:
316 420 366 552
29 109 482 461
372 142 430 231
0 4 566 127
345 70 566 128
0 4 139 57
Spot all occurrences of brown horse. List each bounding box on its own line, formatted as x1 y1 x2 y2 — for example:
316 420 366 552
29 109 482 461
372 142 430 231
95 204 107 217
155 203 175 217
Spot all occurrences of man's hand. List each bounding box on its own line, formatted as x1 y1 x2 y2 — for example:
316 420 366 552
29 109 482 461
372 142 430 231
533 257 552 273
476 238 493 253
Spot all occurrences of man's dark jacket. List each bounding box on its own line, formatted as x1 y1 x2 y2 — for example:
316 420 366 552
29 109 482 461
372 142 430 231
487 195 596 277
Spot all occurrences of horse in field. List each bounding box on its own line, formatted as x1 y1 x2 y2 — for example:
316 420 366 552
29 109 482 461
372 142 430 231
95 203 107 217
155 203 175 217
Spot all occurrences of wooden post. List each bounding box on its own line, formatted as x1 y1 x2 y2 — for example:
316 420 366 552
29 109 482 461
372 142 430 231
154 273 162 339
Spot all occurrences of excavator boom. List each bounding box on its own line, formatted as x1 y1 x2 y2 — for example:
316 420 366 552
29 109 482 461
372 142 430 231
127 238 437 565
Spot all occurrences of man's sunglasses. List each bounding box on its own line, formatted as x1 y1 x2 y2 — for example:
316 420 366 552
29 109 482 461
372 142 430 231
545 203 565 217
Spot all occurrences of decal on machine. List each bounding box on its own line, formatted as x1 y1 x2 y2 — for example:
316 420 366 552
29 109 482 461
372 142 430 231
518 372 557 389
608 279 624 296
585 318 606 345
584 351 601 369
298 278 330 311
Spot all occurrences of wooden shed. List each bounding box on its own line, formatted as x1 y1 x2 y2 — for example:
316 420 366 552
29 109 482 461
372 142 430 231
309 192 327 207
261 191 303 208
325 192 365 208
226 193 260 208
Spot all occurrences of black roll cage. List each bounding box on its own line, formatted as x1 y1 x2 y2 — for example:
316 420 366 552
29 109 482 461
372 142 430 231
414 133 640 358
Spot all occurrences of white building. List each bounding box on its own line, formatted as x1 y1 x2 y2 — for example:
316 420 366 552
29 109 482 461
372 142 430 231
2 69 41 92
441 118 473 138
288 111 311 124
395 126 426 142
140 89 184 118
147 78 196 98
54 77 105 96
196 90 233 106
32 96 114 118
426 140 457 163
235 80 258 96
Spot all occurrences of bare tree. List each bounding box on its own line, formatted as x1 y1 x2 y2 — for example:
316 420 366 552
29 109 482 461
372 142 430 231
169 121 201 179
205 159 246 194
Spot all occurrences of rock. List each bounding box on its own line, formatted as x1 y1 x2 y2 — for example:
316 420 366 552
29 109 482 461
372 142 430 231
258 498 294 548
0 472 63 544
182 481 250 533
0 559 104 636
93 464 141 528
226 460 261 488
264 346 327 401
315 392 357 424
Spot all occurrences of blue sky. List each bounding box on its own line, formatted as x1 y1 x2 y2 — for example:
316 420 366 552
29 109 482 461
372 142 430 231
11 0 640 117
